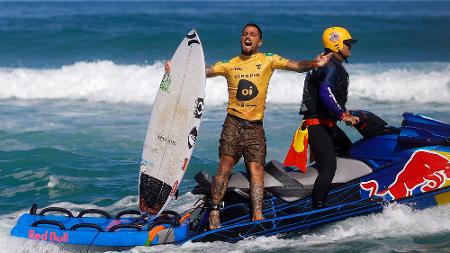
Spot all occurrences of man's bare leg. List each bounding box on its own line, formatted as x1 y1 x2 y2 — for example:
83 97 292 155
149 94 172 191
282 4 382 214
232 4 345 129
247 162 265 221
209 155 235 229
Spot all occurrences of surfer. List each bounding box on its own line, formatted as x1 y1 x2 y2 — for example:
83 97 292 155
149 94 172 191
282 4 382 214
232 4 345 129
299 27 360 209
166 23 331 229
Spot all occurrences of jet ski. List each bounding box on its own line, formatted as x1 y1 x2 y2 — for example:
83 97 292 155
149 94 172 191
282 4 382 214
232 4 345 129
188 111 450 243
10 111 450 249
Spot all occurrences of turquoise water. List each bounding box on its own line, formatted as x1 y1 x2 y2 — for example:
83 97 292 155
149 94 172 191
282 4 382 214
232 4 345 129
0 1 450 252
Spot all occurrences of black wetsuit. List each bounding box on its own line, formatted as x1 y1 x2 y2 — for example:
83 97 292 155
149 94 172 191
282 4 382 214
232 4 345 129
300 56 352 208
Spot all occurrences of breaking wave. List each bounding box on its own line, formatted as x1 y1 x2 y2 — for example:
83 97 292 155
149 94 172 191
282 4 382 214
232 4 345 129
0 61 448 106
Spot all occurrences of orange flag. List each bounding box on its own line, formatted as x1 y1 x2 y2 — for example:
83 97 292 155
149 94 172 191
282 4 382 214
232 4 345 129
283 124 308 173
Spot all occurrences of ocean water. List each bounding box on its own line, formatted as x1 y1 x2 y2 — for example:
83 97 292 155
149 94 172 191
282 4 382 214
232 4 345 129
0 1 450 252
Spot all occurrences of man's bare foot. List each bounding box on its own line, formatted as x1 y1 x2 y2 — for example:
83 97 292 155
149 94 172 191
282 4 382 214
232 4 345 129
252 211 264 222
209 210 221 230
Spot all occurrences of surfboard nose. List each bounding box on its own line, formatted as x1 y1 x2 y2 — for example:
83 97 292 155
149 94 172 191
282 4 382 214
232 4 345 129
186 29 198 39
186 29 201 46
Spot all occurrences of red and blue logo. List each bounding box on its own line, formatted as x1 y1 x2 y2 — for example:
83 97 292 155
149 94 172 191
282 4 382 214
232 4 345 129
360 150 450 201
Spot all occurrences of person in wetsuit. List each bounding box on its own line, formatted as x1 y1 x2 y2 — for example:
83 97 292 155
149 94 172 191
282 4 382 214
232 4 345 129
300 27 360 209
167 23 331 229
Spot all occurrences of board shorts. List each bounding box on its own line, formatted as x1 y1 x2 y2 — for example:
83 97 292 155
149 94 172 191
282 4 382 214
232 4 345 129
219 114 266 165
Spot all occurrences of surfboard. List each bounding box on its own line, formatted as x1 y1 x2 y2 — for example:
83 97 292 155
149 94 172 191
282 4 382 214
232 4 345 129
139 30 205 216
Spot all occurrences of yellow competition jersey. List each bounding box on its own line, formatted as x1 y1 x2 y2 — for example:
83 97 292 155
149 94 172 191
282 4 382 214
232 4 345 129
212 52 289 121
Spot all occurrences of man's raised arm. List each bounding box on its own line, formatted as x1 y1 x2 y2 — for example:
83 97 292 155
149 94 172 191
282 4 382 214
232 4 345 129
284 53 332 73
165 61 218 78
206 66 217 78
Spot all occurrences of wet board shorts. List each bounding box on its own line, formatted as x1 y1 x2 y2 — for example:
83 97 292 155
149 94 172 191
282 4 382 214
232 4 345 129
219 114 266 165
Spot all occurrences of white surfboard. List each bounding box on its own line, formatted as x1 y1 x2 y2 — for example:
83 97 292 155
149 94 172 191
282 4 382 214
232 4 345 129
139 30 205 216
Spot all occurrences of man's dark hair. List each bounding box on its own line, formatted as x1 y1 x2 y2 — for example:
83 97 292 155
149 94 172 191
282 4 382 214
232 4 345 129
242 23 263 39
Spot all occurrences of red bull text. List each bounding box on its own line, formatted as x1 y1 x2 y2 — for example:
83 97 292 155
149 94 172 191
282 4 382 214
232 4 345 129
28 229 69 243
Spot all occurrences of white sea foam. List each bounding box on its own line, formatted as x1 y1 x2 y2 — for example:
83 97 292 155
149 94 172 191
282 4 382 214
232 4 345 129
0 61 448 106
315 203 450 240
133 203 450 253
131 202 450 253
46 176 59 188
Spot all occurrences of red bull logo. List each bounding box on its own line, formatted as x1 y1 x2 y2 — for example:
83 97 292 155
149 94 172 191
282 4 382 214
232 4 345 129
28 229 69 243
360 150 450 200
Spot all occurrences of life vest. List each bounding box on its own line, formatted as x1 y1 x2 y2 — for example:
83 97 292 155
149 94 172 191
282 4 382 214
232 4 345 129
300 57 349 120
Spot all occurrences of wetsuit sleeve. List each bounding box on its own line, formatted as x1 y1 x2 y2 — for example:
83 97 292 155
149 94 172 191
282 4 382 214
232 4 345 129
318 65 345 119
271 54 289 70
211 60 229 76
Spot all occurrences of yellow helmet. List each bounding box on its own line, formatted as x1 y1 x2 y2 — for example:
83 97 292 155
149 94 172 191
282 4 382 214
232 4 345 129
322 27 356 53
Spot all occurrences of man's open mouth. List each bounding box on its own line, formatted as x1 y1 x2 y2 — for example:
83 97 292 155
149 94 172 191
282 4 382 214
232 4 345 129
244 39 252 46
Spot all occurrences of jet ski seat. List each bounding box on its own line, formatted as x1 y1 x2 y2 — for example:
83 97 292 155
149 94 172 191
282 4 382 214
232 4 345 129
289 157 374 186
193 159 373 202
